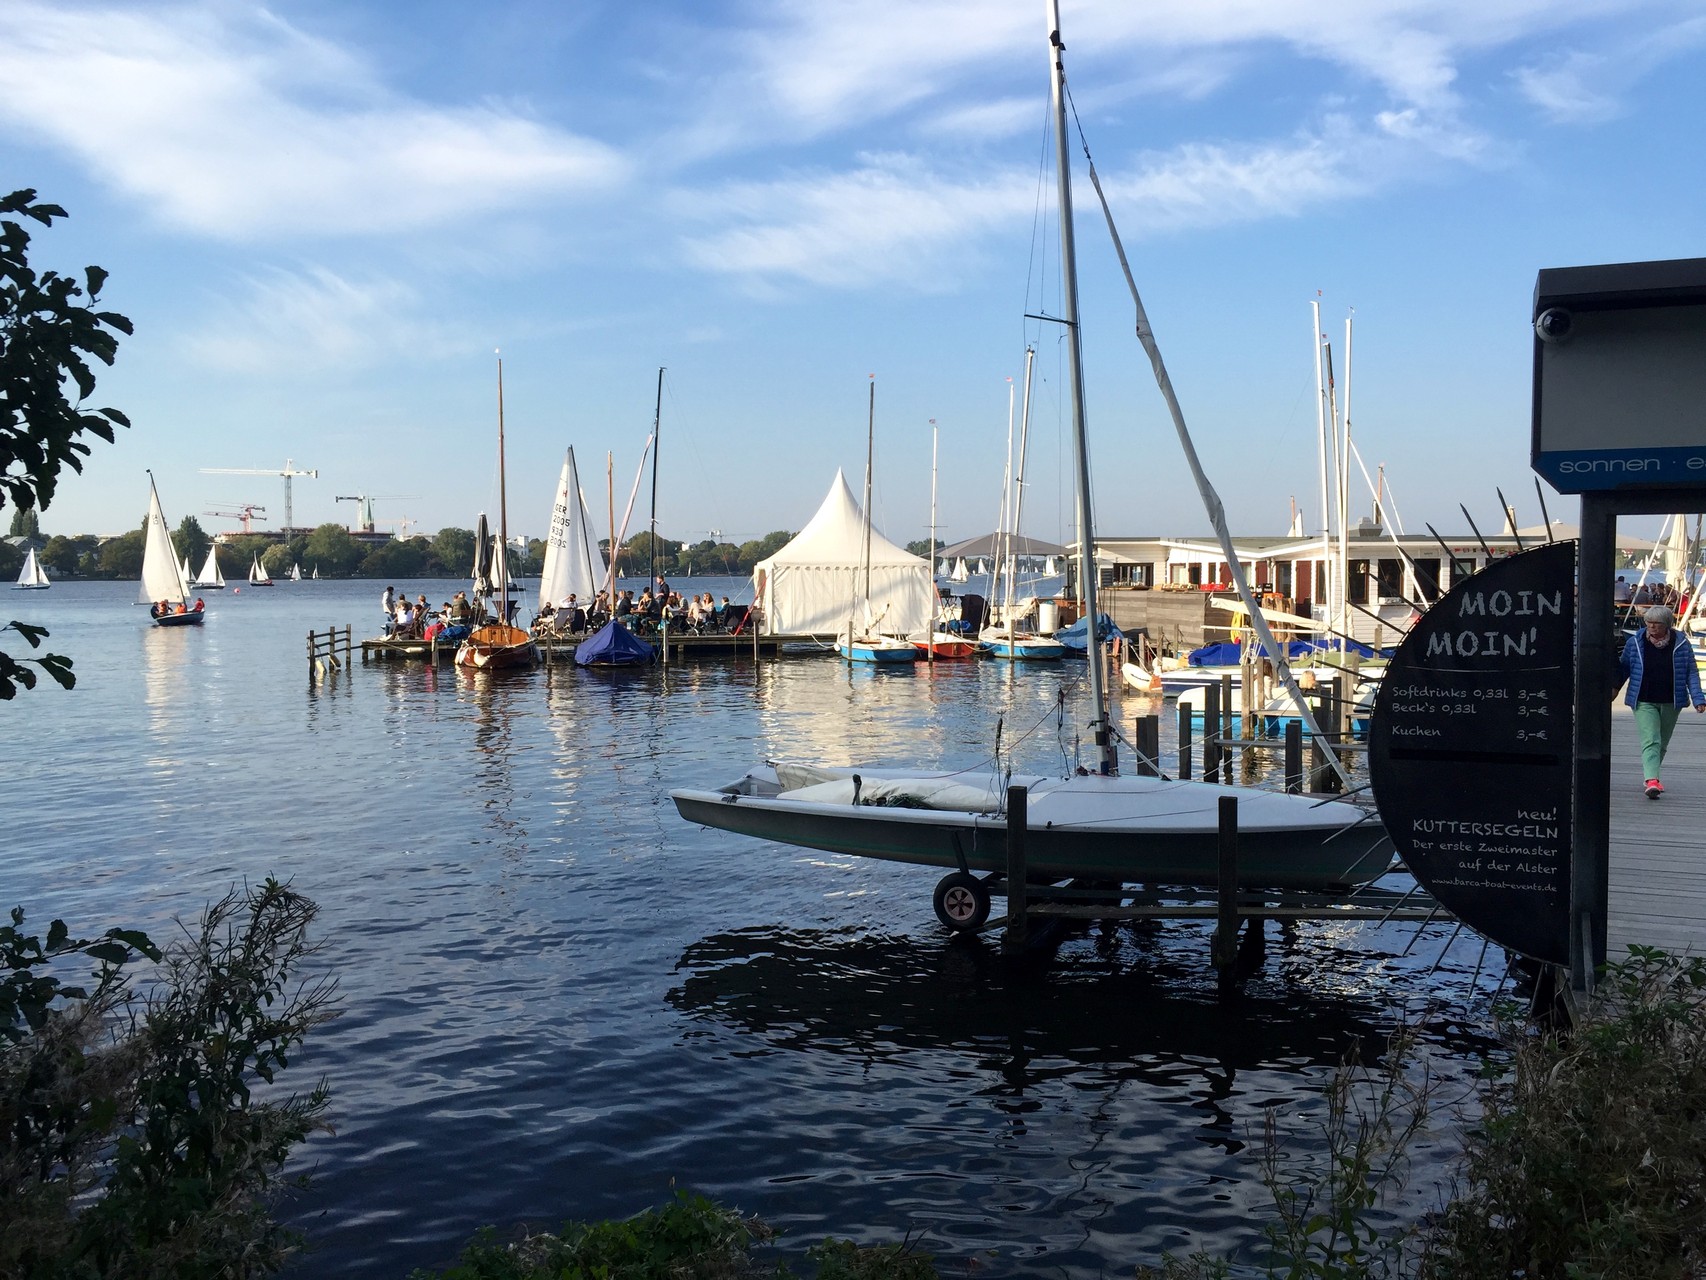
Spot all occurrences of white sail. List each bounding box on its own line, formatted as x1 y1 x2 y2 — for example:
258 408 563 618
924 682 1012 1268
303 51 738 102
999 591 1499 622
290 562 302 581
249 554 270 584
1044 555 1058 576
975 559 989 576
312 565 319 579
195 545 225 587
14 547 49 588
181 554 193 584
537 447 607 610
139 485 188 605
950 558 969 582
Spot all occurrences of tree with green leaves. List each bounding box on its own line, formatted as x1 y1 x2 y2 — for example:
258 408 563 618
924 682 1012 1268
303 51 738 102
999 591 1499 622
171 515 210 570
0 189 130 698
8 505 40 539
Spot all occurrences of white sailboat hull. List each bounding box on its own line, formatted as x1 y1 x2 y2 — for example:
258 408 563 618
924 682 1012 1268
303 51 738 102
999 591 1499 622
673 765 1392 892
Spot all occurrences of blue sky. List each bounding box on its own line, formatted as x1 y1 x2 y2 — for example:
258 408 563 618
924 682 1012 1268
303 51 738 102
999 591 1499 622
3 0 1701 549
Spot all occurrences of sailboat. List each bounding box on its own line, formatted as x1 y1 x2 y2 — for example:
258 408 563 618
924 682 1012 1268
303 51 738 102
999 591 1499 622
193 545 226 589
248 554 273 586
289 562 302 582
311 564 320 580
671 1 1389 922
837 378 921 664
535 445 607 629
14 547 49 590
914 419 978 659
981 346 1065 661
950 558 969 583
456 354 540 671
140 472 205 626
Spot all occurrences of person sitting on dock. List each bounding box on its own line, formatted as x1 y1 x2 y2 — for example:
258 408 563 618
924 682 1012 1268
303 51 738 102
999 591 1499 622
615 590 634 618
449 592 471 624
394 598 416 639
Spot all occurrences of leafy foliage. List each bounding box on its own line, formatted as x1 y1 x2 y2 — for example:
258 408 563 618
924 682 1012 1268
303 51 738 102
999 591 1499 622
0 188 130 701
0 189 132 514
0 619 75 699
0 880 337 1279
411 1189 950 1279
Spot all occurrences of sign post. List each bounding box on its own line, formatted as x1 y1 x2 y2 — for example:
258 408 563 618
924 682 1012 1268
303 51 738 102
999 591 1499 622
1532 256 1706 990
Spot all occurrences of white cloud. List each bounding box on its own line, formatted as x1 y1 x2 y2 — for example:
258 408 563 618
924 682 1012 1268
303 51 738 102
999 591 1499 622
675 109 1498 289
180 266 470 372
1512 16 1706 124
0 3 629 240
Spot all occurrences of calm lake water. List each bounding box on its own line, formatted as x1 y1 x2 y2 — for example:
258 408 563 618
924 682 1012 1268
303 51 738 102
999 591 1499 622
6 578 1497 1277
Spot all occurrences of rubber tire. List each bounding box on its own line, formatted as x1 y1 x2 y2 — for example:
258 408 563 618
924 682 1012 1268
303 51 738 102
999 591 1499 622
933 872 991 933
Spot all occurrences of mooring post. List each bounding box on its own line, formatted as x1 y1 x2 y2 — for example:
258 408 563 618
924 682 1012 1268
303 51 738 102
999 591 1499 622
1004 784 1029 952
661 618 669 668
1203 683 1221 782
1212 796 1239 972
1284 718 1303 793
1133 714 1159 777
1219 674 1235 783
1177 702 1193 780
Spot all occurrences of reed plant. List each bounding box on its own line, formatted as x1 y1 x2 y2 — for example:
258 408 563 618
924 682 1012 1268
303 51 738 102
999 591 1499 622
0 879 337 1279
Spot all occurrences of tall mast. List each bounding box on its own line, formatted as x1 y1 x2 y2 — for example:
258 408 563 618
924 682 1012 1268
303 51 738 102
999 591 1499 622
1047 0 1113 774
649 366 664 592
863 375 875 604
928 417 939 660
1312 300 1330 633
1009 344 1037 637
496 351 510 623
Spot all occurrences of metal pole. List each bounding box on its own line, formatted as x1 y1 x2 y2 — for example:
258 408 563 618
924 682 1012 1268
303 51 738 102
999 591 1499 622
1574 496 1614 991
649 367 664 593
1047 0 1112 774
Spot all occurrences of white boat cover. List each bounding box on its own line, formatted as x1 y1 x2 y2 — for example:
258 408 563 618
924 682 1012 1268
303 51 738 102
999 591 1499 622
752 469 932 637
537 447 606 611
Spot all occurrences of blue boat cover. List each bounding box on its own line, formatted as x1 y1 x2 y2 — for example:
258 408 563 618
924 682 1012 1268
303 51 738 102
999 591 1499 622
1053 612 1122 652
575 620 657 667
1188 636 1393 666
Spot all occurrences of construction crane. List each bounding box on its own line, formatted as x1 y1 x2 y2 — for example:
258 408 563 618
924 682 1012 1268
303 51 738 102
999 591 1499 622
335 493 418 534
200 459 318 533
204 504 267 535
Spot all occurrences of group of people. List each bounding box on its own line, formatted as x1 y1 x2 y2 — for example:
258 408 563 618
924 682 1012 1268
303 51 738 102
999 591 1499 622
531 578 744 638
381 585 509 641
150 598 205 619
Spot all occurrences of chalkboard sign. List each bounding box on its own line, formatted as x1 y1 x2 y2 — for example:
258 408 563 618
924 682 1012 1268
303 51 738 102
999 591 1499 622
1368 541 1575 964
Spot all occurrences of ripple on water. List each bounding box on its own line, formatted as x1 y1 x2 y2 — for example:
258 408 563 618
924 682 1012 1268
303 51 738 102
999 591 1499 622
8 582 1497 1278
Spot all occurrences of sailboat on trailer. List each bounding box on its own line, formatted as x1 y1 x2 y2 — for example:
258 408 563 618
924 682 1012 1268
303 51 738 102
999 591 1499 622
456 353 540 672
14 547 49 590
140 472 205 626
671 1 1389 925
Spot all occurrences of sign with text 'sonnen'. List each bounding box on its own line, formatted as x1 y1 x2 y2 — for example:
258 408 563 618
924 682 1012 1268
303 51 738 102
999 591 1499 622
1532 257 1706 494
1368 541 1575 964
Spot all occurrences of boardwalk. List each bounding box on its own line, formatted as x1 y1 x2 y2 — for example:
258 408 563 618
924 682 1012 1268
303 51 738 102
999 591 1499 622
1608 701 1706 959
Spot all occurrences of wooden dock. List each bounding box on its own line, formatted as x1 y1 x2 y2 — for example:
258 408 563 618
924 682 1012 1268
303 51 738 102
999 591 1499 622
1608 701 1706 960
359 630 810 664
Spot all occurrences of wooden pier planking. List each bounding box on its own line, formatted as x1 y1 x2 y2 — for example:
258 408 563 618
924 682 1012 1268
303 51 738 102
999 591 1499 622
1608 701 1706 960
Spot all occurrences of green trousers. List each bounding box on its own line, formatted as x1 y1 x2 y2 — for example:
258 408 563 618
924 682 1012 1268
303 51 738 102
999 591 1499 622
1635 701 1682 780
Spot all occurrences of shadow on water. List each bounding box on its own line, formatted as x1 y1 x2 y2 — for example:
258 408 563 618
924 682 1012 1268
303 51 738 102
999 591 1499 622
675 922 1408 1143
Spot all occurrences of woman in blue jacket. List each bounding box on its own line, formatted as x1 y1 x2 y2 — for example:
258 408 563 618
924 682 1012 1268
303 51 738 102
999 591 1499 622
1619 605 1706 797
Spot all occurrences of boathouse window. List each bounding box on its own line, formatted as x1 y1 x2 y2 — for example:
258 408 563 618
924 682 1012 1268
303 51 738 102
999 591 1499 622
1274 562 1293 597
1412 557 1442 603
1187 564 1202 586
1348 558 1371 606
1376 558 1404 601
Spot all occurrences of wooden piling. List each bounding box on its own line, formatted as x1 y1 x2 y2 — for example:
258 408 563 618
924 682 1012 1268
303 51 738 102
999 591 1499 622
1004 785 1029 951
1284 719 1303 793
1203 683 1221 782
1132 714 1159 777
1211 796 1239 971
1219 674 1235 783
1177 702 1193 780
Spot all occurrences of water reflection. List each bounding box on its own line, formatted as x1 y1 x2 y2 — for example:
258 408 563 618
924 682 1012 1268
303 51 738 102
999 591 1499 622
671 924 1403 1141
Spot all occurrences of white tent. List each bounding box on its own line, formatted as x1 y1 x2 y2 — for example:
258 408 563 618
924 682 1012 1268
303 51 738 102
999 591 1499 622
754 469 933 637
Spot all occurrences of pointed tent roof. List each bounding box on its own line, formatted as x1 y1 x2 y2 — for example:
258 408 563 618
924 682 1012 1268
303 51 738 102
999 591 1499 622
764 469 925 569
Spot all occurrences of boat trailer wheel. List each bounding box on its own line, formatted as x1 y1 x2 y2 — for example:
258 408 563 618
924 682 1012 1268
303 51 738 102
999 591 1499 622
933 871 991 933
